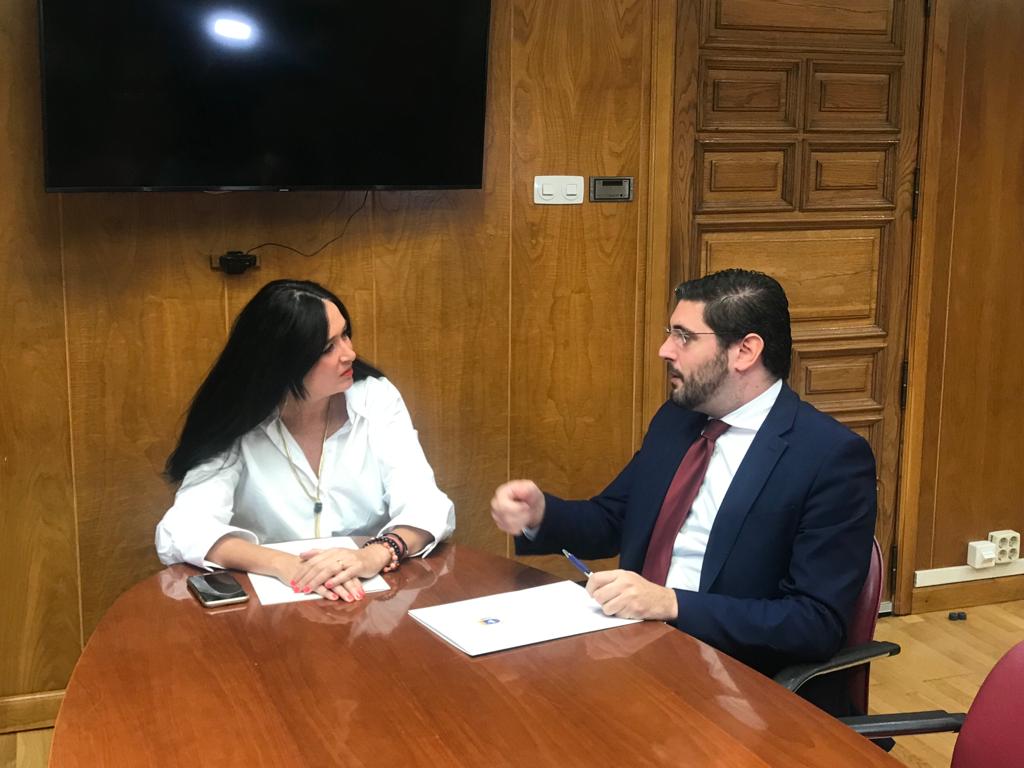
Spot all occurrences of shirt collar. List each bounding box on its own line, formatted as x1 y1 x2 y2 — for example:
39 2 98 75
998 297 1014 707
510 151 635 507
720 379 783 432
257 379 368 433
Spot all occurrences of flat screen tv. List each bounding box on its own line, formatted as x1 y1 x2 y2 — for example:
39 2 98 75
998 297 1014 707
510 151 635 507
38 1 491 191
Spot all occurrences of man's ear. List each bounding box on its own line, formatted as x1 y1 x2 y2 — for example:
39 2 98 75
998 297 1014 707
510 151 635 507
732 333 765 373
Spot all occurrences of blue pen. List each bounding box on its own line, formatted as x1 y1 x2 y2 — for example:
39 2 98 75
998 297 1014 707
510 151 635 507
561 549 592 577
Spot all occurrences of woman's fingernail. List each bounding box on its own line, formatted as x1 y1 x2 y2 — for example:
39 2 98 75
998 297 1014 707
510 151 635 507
342 594 352 602
303 586 311 594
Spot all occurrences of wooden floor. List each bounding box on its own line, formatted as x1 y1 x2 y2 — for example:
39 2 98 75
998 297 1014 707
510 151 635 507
3 599 1021 768
872 598 1024 767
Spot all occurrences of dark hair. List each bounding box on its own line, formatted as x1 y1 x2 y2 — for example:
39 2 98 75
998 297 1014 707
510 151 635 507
165 279 382 482
674 269 792 380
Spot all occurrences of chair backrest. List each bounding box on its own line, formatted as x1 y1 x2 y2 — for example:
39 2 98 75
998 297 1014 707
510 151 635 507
845 537 883 714
952 639 1024 768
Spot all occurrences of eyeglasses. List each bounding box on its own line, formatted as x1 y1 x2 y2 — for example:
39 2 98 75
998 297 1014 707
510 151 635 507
664 327 717 347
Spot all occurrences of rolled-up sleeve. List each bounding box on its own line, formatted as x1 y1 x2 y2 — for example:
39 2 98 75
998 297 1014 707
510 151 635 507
154 448 258 567
369 380 455 555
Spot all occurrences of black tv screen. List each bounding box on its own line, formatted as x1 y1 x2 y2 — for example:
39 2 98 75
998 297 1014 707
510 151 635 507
38 1 491 191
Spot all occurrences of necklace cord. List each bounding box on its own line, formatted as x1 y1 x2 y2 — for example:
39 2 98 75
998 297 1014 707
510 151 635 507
277 397 332 537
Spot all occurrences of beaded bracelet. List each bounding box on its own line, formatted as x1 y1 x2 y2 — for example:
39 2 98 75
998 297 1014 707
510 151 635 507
363 536 401 572
383 531 409 560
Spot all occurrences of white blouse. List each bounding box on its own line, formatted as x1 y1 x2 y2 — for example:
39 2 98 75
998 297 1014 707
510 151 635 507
155 377 455 568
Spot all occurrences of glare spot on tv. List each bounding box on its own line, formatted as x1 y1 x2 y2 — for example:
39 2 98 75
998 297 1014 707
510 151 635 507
209 15 257 46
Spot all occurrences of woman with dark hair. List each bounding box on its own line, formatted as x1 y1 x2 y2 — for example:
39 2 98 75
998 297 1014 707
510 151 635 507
155 279 454 602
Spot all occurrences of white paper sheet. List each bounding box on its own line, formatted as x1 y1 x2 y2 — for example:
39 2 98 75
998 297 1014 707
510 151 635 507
247 536 390 606
407 580 640 656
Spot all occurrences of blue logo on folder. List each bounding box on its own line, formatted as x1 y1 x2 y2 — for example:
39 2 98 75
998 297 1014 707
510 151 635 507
479 617 501 625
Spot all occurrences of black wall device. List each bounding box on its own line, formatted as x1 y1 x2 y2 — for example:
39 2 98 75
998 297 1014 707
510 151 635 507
590 177 634 202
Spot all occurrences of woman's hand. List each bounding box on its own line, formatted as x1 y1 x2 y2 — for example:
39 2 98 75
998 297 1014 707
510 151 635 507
205 536 306 592
290 545 393 602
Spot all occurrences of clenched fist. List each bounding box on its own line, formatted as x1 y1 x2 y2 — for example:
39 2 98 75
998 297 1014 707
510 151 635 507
490 479 546 534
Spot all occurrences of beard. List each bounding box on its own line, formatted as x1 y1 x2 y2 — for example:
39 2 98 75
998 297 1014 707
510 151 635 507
668 350 729 410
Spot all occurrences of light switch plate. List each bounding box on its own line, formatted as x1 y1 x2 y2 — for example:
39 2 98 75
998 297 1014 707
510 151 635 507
533 175 584 205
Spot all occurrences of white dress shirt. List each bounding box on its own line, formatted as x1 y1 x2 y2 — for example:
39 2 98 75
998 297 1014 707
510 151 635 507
664 380 782 592
155 376 455 568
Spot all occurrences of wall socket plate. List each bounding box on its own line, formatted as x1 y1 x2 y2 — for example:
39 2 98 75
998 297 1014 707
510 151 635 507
988 529 1020 563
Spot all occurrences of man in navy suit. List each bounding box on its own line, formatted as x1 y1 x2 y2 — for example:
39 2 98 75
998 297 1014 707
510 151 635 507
491 269 876 714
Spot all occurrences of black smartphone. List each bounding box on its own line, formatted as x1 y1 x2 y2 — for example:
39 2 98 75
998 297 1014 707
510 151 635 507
186 571 249 607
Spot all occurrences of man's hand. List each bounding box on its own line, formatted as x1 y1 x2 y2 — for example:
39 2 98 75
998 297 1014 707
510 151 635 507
490 479 545 534
586 569 679 621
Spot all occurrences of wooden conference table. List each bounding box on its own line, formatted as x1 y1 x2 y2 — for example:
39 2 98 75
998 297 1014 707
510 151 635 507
50 544 899 767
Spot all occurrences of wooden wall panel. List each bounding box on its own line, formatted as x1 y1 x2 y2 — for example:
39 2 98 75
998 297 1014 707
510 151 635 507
510 0 646 488
639 0 680 430
697 225 883 329
925 3 1024 565
669 1 701 294
372 187 511 557
902 0 1024 587
509 0 650 577
702 0 904 52
62 195 228 635
803 142 896 210
700 58 801 131
806 62 901 132
696 142 795 211
0 0 80 705
792 345 882 411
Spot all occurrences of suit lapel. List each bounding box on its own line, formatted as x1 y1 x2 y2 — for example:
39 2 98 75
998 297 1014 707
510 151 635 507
698 385 798 592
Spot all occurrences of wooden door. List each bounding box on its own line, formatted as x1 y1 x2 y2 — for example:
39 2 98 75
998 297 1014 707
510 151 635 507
672 0 926 602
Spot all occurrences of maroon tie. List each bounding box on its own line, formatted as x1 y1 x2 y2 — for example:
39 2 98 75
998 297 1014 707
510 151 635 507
641 419 730 586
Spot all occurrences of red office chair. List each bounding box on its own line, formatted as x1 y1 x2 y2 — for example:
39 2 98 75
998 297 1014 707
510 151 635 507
774 538 900 715
841 639 1024 768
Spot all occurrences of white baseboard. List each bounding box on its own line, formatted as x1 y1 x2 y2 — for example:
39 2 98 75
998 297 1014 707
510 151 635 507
914 559 1024 588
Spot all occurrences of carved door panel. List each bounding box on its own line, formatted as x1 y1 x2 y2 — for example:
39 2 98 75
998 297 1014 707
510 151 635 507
673 0 926 602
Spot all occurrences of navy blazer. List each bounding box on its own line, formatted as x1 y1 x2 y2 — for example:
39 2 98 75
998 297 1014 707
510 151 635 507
517 384 877 680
